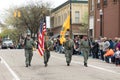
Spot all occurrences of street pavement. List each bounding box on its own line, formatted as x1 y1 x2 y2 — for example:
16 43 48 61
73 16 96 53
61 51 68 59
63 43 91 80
0 49 120 80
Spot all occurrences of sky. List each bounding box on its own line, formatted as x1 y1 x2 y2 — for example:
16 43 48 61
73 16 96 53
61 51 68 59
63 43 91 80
0 0 67 22
0 0 67 12
0 0 87 22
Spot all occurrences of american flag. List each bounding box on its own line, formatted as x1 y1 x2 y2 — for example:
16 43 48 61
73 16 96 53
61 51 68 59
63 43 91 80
38 21 46 56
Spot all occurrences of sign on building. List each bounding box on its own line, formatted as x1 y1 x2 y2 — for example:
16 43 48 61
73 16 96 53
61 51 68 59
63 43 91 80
46 16 50 28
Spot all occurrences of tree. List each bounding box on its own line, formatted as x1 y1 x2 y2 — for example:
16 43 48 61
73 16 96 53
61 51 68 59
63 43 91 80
0 22 6 27
5 1 51 40
0 28 19 43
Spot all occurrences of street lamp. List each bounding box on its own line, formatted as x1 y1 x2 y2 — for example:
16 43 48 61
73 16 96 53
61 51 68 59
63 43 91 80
99 9 103 37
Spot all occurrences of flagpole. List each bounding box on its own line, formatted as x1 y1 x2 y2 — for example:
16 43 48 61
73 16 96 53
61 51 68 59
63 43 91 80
70 0 72 39
43 11 45 24
43 11 47 35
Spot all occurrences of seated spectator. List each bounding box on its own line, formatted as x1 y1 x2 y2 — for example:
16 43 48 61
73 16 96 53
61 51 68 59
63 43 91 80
114 47 120 66
104 47 114 63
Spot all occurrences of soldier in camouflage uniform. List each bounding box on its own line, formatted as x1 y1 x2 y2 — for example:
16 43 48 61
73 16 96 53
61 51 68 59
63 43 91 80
63 34 74 66
44 35 52 67
80 36 90 67
24 32 35 67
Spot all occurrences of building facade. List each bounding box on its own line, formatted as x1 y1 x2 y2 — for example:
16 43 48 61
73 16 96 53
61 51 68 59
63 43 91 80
88 0 95 38
51 0 88 37
89 0 120 39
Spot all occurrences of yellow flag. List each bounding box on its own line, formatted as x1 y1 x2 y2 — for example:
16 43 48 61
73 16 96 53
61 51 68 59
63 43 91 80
63 15 70 30
60 36 66 44
60 15 70 44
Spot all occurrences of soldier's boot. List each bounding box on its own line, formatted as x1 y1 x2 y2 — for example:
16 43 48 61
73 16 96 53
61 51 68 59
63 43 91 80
29 64 31 66
84 63 88 67
45 63 48 67
67 63 70 66
44 62 48 67
26 64 28 67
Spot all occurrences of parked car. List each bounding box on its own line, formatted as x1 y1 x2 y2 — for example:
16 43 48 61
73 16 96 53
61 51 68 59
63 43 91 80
1 40 14 49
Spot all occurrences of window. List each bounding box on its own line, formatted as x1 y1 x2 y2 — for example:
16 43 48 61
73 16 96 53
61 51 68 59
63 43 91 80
55 17 57 27
75 11 80 23
58 16 61 25
97 0 100 9
62 15 64 23
113 0 117 4
104 0 107 6
56 17 57 26
90 0 94 11
91 0 94 11
97 0 100 3
63 13 67 23
57 17 59 26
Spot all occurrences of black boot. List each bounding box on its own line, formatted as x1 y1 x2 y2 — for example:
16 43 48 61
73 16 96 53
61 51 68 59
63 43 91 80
84 63 88 67
45 63 48 67
26 64 28 67
67 63 70 66
29 64 31 66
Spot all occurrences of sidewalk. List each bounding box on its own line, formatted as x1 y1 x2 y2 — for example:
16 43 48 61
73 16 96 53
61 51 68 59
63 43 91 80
51 51 120 73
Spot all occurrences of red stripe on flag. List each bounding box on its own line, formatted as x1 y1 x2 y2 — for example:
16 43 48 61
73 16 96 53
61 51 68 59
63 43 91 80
38 22 46 56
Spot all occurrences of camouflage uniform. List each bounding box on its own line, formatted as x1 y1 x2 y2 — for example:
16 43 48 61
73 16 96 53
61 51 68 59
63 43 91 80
64 35 74 66
44 36 52 67
24 36 35 67
80 37 90 67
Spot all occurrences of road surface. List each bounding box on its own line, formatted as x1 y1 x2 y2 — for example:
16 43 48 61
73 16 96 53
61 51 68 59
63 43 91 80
0 49 120 80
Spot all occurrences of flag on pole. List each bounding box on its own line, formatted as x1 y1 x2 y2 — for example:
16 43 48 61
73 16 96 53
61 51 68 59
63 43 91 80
60 15 70 44
63 15 70 30
38 21 46 56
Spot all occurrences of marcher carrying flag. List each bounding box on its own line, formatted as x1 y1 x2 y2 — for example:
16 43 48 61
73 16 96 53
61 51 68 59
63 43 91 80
38 20 46 56
60 14 70 44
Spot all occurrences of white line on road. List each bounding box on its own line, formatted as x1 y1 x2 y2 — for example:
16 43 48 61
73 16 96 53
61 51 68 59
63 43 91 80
0 56 20 80
51 55 120 75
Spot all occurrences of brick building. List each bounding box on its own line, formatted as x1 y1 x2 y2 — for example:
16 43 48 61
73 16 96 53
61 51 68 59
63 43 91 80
89 0 120 39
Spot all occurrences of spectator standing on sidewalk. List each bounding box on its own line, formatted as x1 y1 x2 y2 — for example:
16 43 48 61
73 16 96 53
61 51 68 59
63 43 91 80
91 40 99 59
99 38 105 61
58 36 63 53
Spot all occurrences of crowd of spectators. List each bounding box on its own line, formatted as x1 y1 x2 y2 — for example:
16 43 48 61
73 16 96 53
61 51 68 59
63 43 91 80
93 37 120 66
51 36 120 67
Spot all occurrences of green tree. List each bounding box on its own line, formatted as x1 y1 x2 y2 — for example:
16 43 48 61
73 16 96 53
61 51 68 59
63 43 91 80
5 1 51 40
0 28 19 43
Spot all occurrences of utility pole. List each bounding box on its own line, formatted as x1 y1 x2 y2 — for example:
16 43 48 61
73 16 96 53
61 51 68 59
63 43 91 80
70 0 72 39
99 9 103 37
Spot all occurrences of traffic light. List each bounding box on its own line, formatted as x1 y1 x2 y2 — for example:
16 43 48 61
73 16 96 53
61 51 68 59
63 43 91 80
14 11 17 17
14 10 21 18
18 11 21 18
